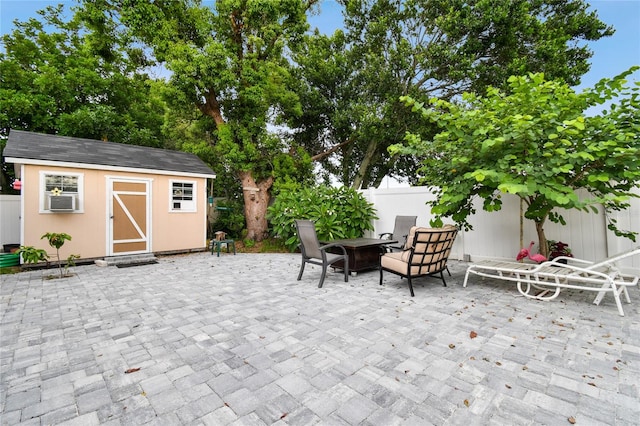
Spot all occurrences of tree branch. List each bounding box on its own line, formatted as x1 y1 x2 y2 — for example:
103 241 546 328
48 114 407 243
310 138 354 161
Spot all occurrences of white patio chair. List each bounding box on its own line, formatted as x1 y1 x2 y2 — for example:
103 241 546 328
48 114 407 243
463 247 640 316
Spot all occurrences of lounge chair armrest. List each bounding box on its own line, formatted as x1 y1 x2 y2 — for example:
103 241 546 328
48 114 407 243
379 232 393 240
550 256 592 266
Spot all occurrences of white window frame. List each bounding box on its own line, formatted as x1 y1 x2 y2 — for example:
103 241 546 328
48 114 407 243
39 171 84 213
169 180 197 212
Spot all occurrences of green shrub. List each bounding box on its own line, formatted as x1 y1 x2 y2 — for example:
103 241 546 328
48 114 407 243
16 246 49 265
267 185 378 251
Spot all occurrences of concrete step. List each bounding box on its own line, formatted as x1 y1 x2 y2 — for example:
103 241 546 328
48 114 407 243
95 253 157 267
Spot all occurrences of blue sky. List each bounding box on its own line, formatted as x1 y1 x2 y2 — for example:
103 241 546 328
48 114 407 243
2 0 638 90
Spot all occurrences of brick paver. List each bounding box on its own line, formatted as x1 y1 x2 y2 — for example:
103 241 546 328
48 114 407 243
1 252 638 425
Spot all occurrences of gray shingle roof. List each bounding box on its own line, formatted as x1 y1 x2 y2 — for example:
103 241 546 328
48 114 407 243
3 130 215 177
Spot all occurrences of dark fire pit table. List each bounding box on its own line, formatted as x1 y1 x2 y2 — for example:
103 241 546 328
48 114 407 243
321 238 398 274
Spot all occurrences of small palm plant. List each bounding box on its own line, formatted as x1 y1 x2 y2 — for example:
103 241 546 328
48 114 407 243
41 232 72 278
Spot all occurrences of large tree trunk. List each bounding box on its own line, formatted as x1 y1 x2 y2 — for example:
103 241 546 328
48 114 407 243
239 171 273 241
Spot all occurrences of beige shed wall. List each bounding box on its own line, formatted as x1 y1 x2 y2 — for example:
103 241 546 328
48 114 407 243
21 165 208 260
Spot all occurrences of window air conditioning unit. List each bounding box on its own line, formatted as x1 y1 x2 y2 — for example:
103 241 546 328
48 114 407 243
49 195 75 212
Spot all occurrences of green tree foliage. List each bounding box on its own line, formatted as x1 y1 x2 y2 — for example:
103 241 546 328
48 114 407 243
78 0 317 240
392 67 640 256
290 0 613 189
268 184 377 251
0 4 168 192
0 4 164 142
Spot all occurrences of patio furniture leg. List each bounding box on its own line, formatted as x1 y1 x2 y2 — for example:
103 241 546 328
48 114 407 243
408 276 415 297
439 271 447 286
319 265 327 288
297 260 306 281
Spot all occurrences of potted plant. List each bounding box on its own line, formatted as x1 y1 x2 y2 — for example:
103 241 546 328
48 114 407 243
547 240 573 263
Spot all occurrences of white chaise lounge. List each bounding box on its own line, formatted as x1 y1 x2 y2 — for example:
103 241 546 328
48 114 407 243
463 247 640 316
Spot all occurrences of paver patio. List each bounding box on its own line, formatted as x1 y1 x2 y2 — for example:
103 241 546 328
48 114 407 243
1 252 638 425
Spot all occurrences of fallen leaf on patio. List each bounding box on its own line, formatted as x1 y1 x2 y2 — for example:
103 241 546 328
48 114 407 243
508 318 513 322
404 370 410 374
470 331 478 339
505 384 511 389
607 342 613 346
469 356 476 360
141 391 146 397
124 368 141 374
587 382 596 387
224 402 230 407
449 343 456 349
280 413 288 419
522 366 528 370
538 336 545 340
568 416 576 424
495 361 502 366
464 399 469 407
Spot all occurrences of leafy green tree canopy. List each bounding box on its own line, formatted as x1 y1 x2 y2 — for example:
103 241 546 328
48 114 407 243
0 4 168 192
78 0 317 240
0 4 163 143
290 0 614 189
392 67 640 255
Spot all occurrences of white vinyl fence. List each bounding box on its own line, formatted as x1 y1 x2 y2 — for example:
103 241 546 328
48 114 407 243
1 187 638 273
361 186 640 274
0 195 20 250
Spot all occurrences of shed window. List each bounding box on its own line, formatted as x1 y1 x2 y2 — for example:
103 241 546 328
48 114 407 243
40 171 83 213
170 181 196 212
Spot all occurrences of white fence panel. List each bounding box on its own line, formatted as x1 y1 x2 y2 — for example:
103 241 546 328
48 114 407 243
607 186 640 273
0 195 21 249
362 186 640 274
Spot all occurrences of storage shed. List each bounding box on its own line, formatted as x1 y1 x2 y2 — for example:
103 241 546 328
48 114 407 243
3 130 216 261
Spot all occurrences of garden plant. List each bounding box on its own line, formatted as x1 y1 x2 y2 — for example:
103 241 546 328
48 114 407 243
268 184 377 252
